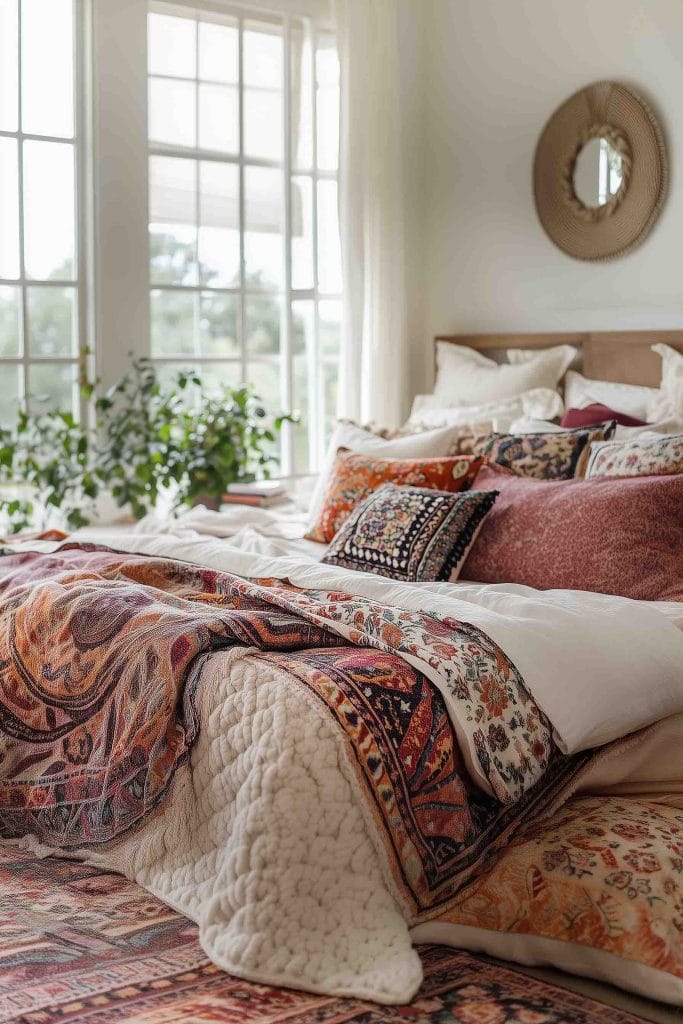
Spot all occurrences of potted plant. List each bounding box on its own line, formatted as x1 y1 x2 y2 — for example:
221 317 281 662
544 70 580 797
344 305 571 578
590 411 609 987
0 408 99 534
0 355 294 534
95 357 294 517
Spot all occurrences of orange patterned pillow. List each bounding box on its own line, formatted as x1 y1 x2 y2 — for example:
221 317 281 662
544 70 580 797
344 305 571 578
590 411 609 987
306 450 482 543
412 796 683 1004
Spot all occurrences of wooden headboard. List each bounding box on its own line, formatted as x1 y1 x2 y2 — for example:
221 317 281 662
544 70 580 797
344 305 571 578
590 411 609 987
434 330 683 387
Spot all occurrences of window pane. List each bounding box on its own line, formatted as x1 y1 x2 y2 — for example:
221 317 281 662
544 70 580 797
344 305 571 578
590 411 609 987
199 83 238 154
322 358 338 441
21 0 74 138
149 156 197 285
291 176 313 290
156 362 197 399
246 295 281 356
199 292 239 357
317 180 341 294
319 299 341 356
244 22 282 89
245 359 281 412
149 77 196 148
26 286 76 357
0 138 20 279
0 0 19 132
150 224 197 286
245 166 283 289
0 364 21 426
243 20 283 161
316 34 339 172
198 360 241 396
244 89 283 161
198 161 239 287
291 19 313 171
28 362 76 413
151 289 196 357
199 18 238 84
148 12 196 78
0 286 21 357
23 140 76 280
292 299 315 473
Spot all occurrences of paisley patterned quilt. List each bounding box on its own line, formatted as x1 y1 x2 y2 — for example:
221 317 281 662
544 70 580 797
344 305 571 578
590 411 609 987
0 543 563 915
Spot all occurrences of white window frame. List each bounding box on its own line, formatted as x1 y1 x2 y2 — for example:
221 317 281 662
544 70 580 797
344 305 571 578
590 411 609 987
90 0 338 474
0 0 89 421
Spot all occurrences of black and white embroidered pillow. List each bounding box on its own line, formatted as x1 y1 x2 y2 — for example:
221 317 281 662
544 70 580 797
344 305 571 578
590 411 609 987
321 484 497 583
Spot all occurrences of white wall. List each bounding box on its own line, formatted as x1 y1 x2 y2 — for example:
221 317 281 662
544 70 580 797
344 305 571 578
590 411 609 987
409 0 683 395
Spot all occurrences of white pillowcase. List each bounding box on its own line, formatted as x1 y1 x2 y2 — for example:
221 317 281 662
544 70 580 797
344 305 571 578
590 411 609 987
307 421 479 534
650 343 683 425
433 342 576 405
409 388 564 432
564 370 657 421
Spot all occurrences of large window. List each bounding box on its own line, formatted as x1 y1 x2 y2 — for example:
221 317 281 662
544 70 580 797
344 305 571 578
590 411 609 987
147 2 341 473
0 0 83 422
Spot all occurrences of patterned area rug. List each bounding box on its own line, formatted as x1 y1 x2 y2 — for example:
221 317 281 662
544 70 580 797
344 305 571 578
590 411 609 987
0 845 651 1024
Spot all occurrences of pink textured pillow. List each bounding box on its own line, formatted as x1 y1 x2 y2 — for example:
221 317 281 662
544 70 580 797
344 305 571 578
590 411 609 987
461 464 683 600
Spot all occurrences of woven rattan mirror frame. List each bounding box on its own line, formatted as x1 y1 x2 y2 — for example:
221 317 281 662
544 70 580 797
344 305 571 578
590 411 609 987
533 81 668 261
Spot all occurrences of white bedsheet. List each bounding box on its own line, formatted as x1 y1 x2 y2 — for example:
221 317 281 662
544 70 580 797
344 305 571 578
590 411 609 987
132 502 326 561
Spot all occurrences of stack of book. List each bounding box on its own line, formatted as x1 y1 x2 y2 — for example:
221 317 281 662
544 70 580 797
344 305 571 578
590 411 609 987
221 480 289 509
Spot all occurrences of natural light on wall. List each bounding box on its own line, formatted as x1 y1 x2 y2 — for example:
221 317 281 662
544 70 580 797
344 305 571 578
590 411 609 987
0 0 81 423
147 1 341 474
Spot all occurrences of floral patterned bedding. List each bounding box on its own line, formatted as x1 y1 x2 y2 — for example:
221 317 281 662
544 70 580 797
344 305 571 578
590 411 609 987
0 541 681 1005
0 543 554 907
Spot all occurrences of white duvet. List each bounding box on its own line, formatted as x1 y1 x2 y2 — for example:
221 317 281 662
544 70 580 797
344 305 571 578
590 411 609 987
13 523 683 1004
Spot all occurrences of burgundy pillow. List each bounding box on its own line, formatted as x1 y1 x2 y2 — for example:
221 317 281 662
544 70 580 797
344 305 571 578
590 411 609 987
461 464 683 601
561 403 646 429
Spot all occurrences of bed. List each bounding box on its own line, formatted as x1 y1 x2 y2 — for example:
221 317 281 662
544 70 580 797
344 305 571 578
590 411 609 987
0 330 681 1023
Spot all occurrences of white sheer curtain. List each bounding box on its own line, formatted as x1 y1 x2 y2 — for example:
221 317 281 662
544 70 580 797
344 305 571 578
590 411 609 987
334 0 408 427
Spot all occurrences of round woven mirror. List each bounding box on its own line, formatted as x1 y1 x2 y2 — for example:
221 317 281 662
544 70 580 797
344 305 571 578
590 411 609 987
533 81 668 261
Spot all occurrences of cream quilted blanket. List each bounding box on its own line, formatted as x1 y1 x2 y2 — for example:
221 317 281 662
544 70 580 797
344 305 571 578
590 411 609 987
85 647 423 1003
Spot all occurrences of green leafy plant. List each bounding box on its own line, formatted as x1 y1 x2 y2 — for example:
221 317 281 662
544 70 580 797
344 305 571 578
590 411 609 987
167 385 292 511
95 356 294 519
0 354 296 534
0 408 99 533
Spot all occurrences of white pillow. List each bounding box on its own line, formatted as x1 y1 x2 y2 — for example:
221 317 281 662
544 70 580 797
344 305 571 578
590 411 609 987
433 342 576 405
308 421 479 533
508 417 564 433
650 344 683 425
409 388 564 432
506 345 580 370
564 370 657 421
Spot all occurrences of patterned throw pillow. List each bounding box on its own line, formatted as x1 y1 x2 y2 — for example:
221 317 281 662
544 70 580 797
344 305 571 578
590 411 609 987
307 420 490 536
306 451 482 543
483 421 616 480
321 484 498 582
412 795 683 1005
585 432 683 479
461 464 683 601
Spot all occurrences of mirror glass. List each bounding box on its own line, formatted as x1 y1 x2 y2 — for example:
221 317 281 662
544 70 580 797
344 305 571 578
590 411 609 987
573 137 624 207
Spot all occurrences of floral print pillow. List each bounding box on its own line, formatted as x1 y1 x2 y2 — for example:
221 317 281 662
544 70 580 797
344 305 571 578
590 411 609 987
585 433 683 479
306 451 482 543
432 795 683 1004
322 484 498 582
484 421 616 480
